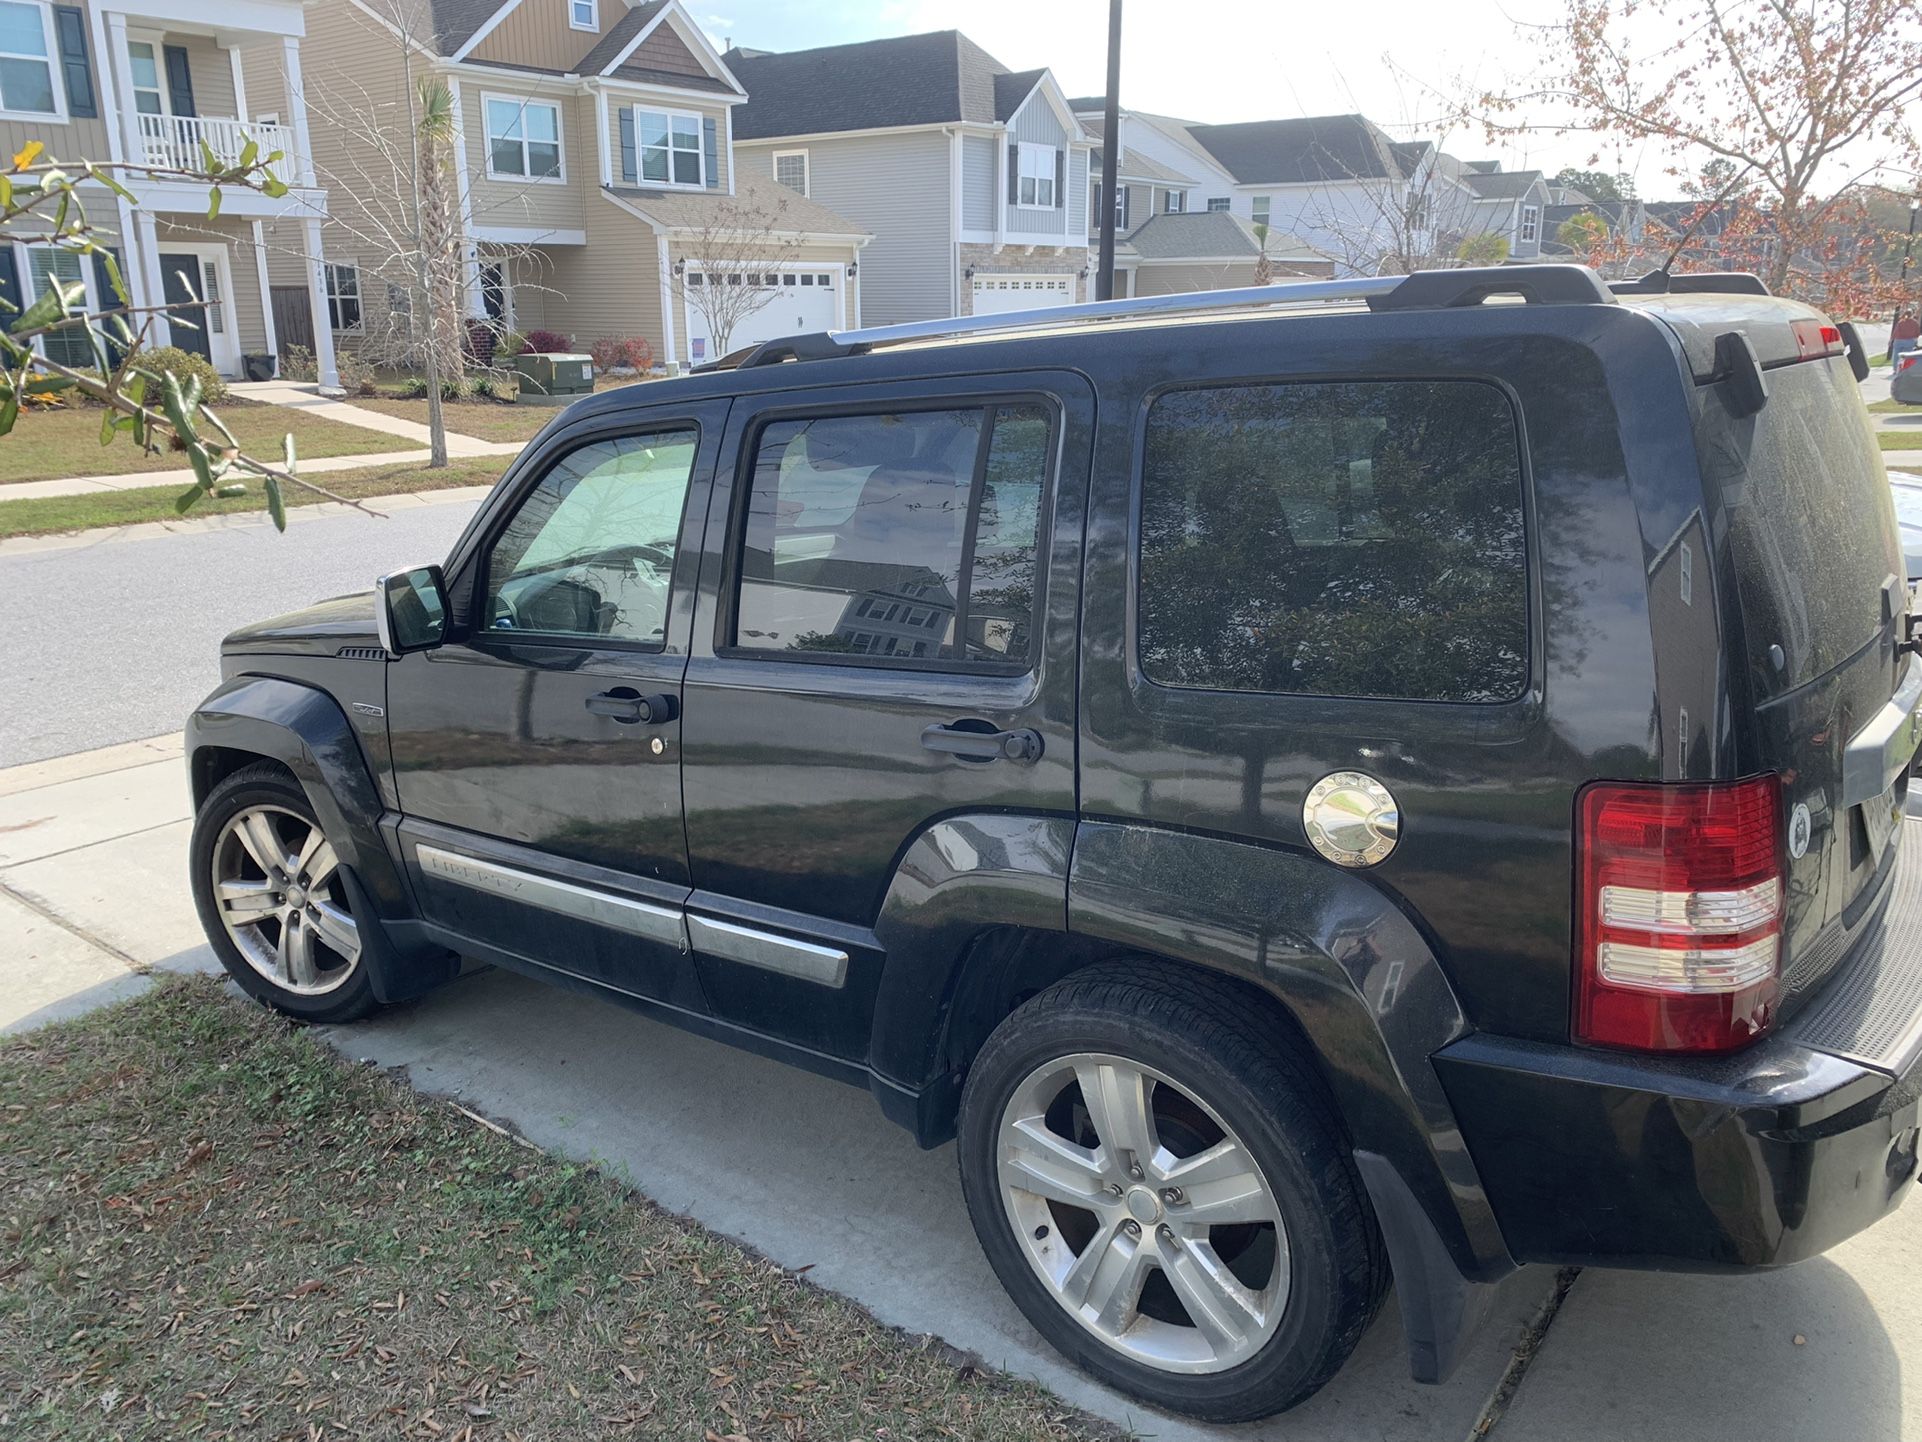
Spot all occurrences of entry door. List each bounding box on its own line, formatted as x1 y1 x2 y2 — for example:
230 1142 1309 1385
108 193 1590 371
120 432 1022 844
159 252 213 364
678 372 1091 1057
387 401 729 1007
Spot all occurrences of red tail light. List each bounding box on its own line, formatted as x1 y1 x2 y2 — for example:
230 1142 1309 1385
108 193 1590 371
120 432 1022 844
1790 318 1844 361
1573 777 1783 1053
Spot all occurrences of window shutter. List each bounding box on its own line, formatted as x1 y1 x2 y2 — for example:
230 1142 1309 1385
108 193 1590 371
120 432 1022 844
0 248 19 333
163 44 196 118
53 7 95 119
1119 186 1128 230
1054 148 1064 209
618 106 636 184
1007 141 1017 204
92 248 128 363
702 116 718 189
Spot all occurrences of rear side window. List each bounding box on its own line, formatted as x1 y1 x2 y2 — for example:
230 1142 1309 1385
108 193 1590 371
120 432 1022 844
1137 380 1528 702
733 404 1049 667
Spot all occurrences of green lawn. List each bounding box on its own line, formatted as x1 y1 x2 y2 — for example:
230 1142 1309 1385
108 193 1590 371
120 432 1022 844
1869 399 1915 414
0 976 1106 1441
0 455 506 539
0 400 405 485
346 395 556 445
1878 430 1922 452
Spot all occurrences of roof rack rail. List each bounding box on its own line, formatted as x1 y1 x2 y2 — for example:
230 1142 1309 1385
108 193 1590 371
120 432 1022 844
1608 269 1770 297
692 264 1619 373
1367 264 1616 311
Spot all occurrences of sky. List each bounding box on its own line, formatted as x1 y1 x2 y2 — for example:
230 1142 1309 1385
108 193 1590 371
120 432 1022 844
689 0 1674 189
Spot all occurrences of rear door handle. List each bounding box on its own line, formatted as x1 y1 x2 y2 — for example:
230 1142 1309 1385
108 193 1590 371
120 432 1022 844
585 688 676 725
921 722 1043 764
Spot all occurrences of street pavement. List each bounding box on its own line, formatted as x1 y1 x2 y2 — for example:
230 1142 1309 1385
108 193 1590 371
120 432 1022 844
0 491 488 766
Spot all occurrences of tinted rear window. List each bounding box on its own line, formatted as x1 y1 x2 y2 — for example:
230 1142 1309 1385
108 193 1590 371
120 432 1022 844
1137 379 1528 702
1702 361 1901 694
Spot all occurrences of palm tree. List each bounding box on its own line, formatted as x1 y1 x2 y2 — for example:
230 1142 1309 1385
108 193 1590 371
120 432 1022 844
1253 222 1273 286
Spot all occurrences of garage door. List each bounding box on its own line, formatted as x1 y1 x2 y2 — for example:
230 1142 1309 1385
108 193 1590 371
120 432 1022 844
970 274 1074 315
684 268 840 365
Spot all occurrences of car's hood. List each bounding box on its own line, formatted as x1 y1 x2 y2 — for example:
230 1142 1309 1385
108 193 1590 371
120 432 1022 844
222 590 381 658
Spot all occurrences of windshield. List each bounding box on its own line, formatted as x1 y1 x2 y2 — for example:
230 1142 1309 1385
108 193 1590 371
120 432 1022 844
1697 359 1901 698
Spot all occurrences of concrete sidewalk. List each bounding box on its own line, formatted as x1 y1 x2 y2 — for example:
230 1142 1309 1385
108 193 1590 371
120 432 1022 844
5 735 1920 1439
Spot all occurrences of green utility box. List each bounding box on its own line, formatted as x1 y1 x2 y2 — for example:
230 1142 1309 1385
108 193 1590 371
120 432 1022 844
512 352 593 405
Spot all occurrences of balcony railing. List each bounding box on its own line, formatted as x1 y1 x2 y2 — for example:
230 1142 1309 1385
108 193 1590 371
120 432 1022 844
138 114 296 185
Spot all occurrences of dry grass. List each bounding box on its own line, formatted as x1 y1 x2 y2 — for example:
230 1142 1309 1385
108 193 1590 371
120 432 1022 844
0 975 1115 1442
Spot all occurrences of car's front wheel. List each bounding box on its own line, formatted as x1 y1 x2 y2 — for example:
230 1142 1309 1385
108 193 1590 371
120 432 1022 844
189 762 379 1024
957 962 1385 1422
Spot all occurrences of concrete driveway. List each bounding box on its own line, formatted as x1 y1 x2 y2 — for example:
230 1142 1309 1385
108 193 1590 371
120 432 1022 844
4 736 1920 1440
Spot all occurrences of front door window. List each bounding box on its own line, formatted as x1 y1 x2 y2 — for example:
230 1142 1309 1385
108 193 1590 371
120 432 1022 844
485 430 699 646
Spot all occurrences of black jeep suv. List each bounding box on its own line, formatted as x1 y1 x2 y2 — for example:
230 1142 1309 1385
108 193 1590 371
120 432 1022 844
186 265 1922 1422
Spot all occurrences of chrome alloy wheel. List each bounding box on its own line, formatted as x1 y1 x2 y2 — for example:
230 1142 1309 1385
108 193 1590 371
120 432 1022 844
996 1053 1290 1374
209 805 362 996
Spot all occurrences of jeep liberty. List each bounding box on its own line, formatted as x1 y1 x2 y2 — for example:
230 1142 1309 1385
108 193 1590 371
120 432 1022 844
186 264 1922 1421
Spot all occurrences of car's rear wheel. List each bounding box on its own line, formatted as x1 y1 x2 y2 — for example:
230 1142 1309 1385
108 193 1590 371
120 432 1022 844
957 962 1384 1422
190 763 378 1024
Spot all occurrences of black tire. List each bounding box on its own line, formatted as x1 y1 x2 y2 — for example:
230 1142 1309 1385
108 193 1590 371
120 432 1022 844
189 762 381 1025
957 960 1386 1422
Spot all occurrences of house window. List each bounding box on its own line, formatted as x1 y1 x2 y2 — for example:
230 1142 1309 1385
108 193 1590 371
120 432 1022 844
1092 182 1128 229
26 247 88 366
773 149 808 196
324 262 361 332
1017 142 1055 207
569 0 597 29
1164 190 1185 214
637 107 702 187
1520 205 1540 243
0 1 60 118
485 96 563 182
126 38 164 116
1206 197 1230 212
1252 195 1270 229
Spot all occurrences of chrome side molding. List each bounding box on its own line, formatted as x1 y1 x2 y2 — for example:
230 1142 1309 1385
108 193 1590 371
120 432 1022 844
413 843 850 986
686 914 849 989
416 845 688 952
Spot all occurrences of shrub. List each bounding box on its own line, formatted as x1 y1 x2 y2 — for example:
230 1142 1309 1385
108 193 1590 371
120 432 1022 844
333 349 374 395
139 345 227 404
472 372 508 400
280 345 317 383
521 328 572 354
402 374 472 401
588 335 654 373
495 329 527 358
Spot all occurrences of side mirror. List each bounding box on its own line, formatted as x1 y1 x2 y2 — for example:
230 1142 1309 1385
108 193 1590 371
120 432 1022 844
377 565 448 656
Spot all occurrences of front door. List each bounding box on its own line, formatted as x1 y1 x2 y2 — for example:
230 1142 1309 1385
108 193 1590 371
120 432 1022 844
159 251 213 364
679 372 1091 1057
387 401 729 1008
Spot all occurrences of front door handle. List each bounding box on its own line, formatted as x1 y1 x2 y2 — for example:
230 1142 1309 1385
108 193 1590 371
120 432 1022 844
921 722 1044 764
585 688 676 726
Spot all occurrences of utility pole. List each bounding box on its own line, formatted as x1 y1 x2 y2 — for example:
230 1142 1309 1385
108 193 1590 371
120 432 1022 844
1095 0 1122 301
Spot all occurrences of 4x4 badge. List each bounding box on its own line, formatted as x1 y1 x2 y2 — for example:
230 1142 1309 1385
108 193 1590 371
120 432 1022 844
1303 772 1401 869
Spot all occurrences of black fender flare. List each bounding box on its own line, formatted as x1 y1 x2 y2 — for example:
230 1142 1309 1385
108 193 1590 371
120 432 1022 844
867 813 1076 1132
186 675 454 1001
1066 819 1517 1381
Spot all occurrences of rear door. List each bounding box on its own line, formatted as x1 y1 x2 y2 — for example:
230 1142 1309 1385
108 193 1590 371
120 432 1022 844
679 371 1092 1058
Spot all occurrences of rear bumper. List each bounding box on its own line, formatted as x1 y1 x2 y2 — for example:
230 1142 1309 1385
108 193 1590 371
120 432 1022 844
1437 827 1922 1271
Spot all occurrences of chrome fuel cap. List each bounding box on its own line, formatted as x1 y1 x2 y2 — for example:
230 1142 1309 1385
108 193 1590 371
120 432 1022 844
1303 771 1400 868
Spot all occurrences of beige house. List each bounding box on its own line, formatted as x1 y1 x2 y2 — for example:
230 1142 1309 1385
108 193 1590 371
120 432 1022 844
302 0 869 373
0 0 334 381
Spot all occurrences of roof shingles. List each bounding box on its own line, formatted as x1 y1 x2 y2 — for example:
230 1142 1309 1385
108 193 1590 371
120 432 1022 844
1187 113 1402 185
